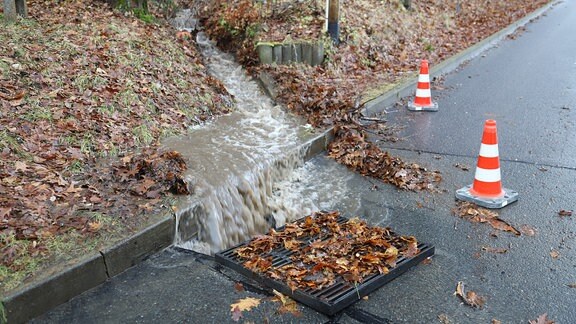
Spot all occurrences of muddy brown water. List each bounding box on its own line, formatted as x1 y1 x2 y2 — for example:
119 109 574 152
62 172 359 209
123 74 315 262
164 32 333 254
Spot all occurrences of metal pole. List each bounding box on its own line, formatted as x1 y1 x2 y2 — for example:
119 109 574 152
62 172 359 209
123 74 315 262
328 0 340 45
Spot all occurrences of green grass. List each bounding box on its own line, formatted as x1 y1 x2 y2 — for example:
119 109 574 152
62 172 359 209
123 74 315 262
1 300 6 324
117 88 139 107
80 133 95 156
132 124 154 145
133 8 155 24
0 130 22 155
21 99 53 122
0 60 10 78
97 104 117 116
66 160 85 174
0 233 39 293
73 74 108 92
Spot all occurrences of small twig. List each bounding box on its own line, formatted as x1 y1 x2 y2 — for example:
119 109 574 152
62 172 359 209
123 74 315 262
359 116 387 123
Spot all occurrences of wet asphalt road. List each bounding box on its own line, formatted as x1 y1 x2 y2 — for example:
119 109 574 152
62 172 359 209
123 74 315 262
33 1 576 323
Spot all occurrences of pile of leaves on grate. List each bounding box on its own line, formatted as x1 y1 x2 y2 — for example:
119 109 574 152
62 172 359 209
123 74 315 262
235 210 420 291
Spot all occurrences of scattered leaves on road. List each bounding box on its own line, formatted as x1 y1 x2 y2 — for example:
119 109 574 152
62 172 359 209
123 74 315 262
529 313 555 324
438 313 451 324
558 210 573 217
454 163 470 171
454 281 486 309
520 224 537 237
234 282 245 292
452 202 520 235
481 246 508 254
272 290 302 317
329 124 442 191
230 297 261 322
550 250 560 259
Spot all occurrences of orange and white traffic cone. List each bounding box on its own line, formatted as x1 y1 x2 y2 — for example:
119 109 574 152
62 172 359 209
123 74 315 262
455 119 518 208
407 59 438 112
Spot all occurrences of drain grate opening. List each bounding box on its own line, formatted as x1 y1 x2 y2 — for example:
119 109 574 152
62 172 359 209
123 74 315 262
215 214 434 315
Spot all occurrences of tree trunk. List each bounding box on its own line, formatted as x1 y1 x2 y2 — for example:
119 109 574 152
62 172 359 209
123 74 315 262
328 0 340 45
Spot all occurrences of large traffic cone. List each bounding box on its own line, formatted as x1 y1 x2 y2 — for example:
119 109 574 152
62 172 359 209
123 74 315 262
455 119 518 209
407 59 438 112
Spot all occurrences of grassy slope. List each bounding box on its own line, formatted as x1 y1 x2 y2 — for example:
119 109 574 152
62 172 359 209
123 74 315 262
0 0 232 295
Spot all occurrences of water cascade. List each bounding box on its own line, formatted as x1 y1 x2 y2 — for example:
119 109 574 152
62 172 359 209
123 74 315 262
165 32 329 254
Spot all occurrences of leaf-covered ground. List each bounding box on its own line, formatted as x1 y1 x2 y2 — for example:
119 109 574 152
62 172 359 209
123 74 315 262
0 0 233 294
198 0 549 191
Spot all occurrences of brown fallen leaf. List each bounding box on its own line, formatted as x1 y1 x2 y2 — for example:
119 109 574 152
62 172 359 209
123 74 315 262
0 207 11 220
491 320 502 324
454 281 485 308
453 201 520 235
88 221 102 232
529 313 555 324
558 209 573 217
438 313 450 324
566 283 576 288
230 297 260 313
271 290 302 317
481 246 508 254
487 217 520 236
234 282 245 292
520 224 537 236
421 257 433 265
231 306 242 322
550 250 560 259
403 241 420 258
14 161 29 172
454 163 470 171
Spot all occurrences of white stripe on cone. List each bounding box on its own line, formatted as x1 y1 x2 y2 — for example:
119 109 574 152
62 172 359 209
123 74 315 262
418 74 430 83
415 88 431 98
474 167 501 182
478 143 499 158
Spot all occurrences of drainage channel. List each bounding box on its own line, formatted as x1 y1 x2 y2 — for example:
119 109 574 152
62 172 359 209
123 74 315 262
163 31 336 254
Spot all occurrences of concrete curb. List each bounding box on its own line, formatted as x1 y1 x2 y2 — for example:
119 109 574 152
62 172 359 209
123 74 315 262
1 2 555 322
2 215 174 324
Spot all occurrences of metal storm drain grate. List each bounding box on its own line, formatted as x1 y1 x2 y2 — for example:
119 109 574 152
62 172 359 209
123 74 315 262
215 212 435 315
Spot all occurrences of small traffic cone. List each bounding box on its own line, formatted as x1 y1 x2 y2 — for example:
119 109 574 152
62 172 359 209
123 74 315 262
455 119 518 209
407 59 438 112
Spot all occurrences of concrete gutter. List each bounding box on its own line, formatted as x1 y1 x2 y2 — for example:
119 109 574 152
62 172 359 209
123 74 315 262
0 1 555 322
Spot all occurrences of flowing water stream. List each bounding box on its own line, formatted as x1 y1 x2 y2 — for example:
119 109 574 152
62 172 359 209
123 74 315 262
164 32 333 254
